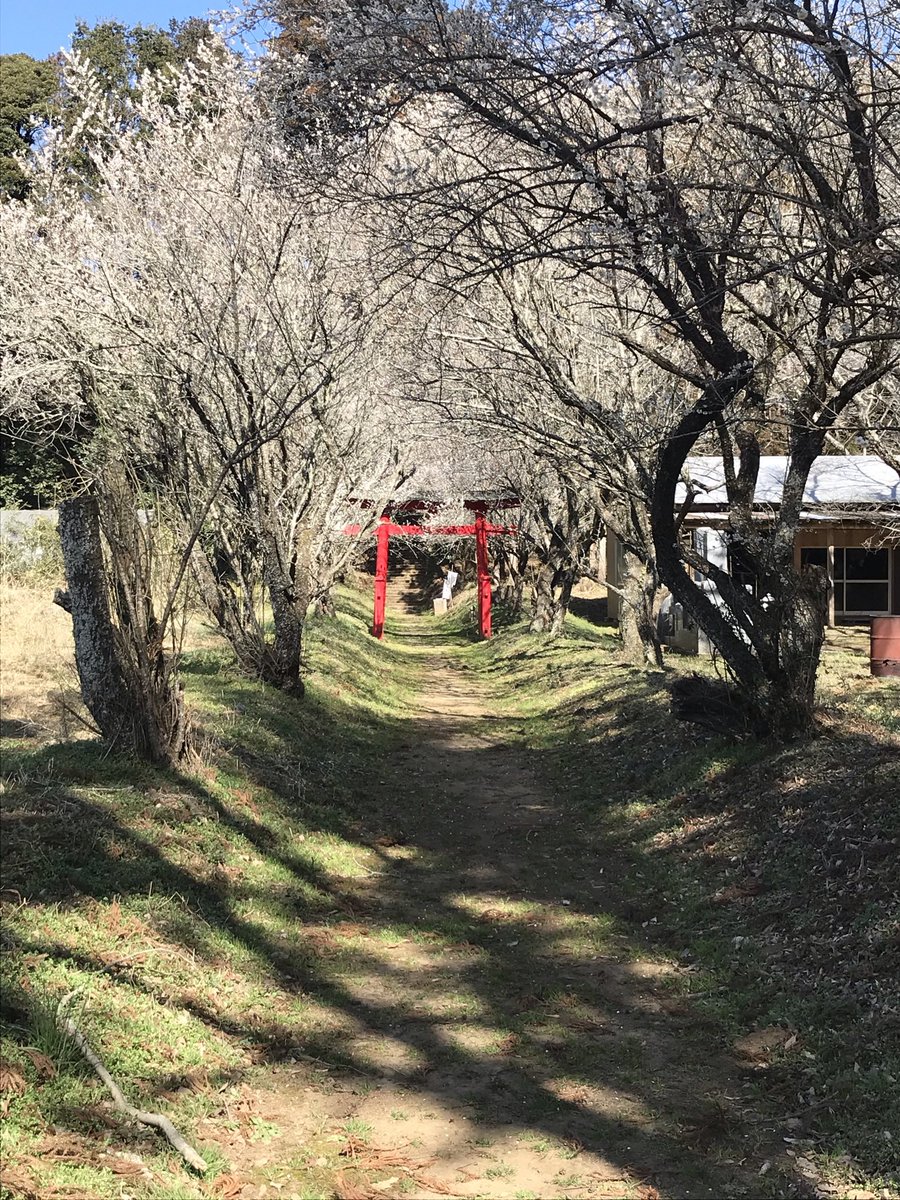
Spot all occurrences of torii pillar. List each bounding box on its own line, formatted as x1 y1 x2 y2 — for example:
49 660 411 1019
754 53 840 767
373 512 390 640
472 505 492 639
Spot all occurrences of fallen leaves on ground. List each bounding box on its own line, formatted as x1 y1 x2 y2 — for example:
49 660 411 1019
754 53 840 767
0 1059 27 1095
335 1141 457 1195
554 1081 593 1104
712 879 765 904
334 1172 377 1200
97 1152 148 1177
0 1167 42 1200
22 1048 57 1080
70 1104 122 1129
37 1133 94 1163
0 1162 98 1200
411 1171 454 1194
339 1139 421 1170
334 922 371 938
206 1172 249 1198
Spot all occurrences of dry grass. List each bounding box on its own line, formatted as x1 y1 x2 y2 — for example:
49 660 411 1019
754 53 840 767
0 582 225 742
817 623 899 733
0 582 85 739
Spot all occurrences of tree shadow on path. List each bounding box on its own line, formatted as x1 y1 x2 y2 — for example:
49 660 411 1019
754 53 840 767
0 610 827 1199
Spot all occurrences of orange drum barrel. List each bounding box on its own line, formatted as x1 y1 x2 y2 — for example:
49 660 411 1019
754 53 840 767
870 616 900 678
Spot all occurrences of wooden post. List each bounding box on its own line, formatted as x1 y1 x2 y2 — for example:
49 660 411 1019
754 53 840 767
826 542 836 627
373 513 390 639
474 508 492 638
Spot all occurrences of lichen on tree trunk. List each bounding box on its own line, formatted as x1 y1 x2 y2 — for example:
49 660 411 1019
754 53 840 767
617 549 664 668
57 495 192 765
529 560 576 636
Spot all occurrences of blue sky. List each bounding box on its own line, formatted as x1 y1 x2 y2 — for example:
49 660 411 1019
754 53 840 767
0 0 213 58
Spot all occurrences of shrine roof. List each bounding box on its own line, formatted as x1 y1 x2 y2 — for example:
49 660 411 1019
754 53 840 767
350 491 519 510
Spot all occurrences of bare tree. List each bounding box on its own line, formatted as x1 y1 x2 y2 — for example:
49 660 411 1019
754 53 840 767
852 375 900 476
412 263 669 661
1 46 391 710
274 0 900 732
518 474 601 636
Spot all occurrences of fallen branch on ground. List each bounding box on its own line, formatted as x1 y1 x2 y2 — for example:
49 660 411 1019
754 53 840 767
55 992 208 1172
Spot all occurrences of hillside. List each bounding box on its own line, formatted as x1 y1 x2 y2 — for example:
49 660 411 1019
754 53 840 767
1 585 898 1200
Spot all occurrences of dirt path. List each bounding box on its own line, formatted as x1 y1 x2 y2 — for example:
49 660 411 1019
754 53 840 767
215 600 797 1200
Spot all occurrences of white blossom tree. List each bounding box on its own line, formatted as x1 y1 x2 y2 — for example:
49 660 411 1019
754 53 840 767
0 45 396 756
409 260 678 659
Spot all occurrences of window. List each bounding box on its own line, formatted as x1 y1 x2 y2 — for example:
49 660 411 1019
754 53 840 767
845 582 890 611
834 547 890 615
798 545 891 616
728 541 759 597
800 547 827 571
842 548 889 580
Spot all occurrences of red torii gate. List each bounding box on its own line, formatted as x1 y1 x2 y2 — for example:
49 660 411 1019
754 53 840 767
343 497 519 640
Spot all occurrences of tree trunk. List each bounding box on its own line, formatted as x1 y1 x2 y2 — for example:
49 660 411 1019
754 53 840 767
316 589 336 617
529 561 576 635
267 599 304 693
258 523 310 696
58 497 139 743
187 530 278 681
494 542 528 613
748 564 828 735
526 484 601 637
530 562 555 632
189 512 312 697
650 387 827 737
549 573 574 636
617 549 664 668
58 496 191 765
189 535 264 675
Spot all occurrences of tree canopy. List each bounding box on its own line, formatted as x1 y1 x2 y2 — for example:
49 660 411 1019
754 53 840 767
0 53 56 198
0 16 215 201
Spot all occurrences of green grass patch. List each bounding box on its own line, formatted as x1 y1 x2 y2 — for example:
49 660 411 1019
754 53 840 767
0 584 431 1199
2 585 897 1200
453 611 900 1195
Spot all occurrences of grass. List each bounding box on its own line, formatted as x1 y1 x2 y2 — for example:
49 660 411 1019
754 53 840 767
451 611 900 1195
0 584 430 1199
1 578 897 1199
342 1118 373 1141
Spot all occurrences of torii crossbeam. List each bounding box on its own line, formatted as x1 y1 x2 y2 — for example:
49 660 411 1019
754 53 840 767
343 497 519 639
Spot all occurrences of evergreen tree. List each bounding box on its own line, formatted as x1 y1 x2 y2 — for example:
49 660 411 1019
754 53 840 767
0 53 57 198
68 17 215 116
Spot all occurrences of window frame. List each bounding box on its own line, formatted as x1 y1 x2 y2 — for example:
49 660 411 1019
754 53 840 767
800 545 893 617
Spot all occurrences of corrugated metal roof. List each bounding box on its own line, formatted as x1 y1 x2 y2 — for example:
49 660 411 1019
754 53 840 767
675 455 900 508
